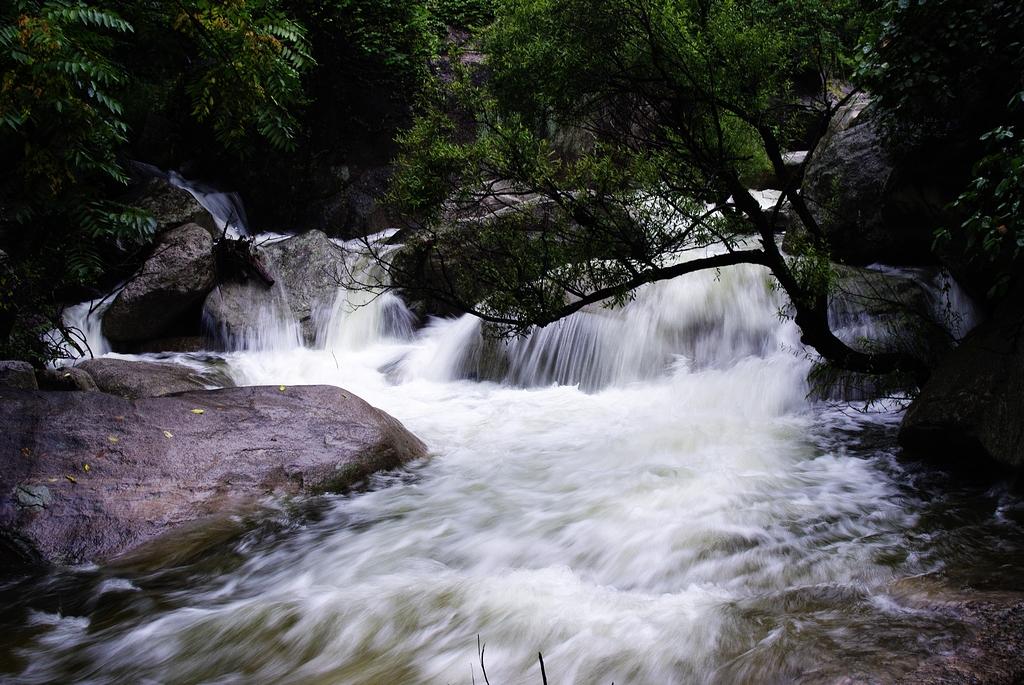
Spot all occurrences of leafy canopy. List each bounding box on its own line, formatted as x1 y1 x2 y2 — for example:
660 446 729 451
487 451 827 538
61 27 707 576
861 0 1024 294
387 0 925 380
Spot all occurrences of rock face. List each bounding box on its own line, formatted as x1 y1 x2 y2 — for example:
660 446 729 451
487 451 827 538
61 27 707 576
830 265 954 367
802 95 938 265
35 367 98 392
127 177 217 236
204 230 346 346
76 358 231 399
0 385 428 568
102 223 217 344
391 196 561 321
0 361 37 390
900 281 1024 470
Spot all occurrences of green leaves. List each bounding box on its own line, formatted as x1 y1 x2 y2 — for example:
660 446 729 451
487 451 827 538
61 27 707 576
173 1 312 153
862 0 1024 292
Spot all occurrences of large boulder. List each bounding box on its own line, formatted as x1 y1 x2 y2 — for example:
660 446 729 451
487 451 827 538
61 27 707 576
102 223 217 344
126 176 217 236
899 280 1024 470
829 265 955 368
802 95 939 265
390 195 561 321
0 385 428 568
35 366 98 392
0 360 37 390
204 230 347 346
76 358 232 399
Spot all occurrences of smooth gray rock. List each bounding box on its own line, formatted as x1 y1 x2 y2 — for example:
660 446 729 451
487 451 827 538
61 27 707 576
0 361 38 390
391 196 562 320
131 177 217 236
900 280 1024 470
102 223 217 343
830 265 952 366
0 385 428 567
802 96 935 265
76 358 231 399
35 366 98 392
204 230 346 346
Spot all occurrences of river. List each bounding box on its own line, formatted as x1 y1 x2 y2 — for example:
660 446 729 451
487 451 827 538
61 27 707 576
2 243 1022 683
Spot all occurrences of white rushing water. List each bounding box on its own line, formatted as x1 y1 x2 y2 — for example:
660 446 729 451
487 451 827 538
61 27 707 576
24 242 992 683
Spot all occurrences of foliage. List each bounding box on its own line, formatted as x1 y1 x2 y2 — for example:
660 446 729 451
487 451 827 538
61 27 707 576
388 0 925 380
170 0 312 152
0 0 155 315
287 0 430 92
427 0 494 30
860 0 1024 293
859 0 1024 148
946 116 1024 295
0 0 313 363
1 1 134 220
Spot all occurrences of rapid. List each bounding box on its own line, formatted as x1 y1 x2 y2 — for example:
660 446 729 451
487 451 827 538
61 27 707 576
3 238 1023 684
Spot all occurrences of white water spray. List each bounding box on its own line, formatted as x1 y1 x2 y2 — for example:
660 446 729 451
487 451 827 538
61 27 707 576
17 235 997 684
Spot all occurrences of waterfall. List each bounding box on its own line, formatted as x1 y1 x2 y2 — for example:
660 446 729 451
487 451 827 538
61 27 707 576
51 297 113 363
166 170 250 238
317 241 417 352
15 233 1023 685
130 161 250 237
396 258 796 392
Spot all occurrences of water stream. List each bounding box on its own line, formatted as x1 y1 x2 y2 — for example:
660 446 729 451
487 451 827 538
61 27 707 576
4 241 1023 683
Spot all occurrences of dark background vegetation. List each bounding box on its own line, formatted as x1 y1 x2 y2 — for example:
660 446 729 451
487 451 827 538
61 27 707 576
0 0 1020 368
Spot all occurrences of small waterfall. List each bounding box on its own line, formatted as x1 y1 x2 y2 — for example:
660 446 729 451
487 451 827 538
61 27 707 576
131 162 249 237
203 284 306 352
828 264 981 354
51 297 113 363
396 261 797 392
167 171 250 238
207 232 416 354
318 242 416 352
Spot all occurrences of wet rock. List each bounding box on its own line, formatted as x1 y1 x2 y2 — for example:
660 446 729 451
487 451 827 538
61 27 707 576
802 95 937 265
391 197 561 320
127 176 217 236
102 223 217 344
0 360 38 390
741 150 809 191
14 485 51 510
76 358 230 399
35 367 98 392
830 265 953 365
898 599 1024 684
0 385 428 568
204 230 346 346
900 280 1024 470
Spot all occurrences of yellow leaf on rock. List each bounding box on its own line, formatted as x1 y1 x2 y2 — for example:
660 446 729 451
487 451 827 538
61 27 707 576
163 430 173 438
83 463 90 472
107 436 119 444
191 408 205 414
279 385 286 391
65 475 77 484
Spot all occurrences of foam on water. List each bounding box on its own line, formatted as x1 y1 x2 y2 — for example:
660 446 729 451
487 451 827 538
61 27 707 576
10 238 1000 684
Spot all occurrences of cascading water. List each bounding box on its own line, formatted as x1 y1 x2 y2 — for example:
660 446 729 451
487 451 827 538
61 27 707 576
131 161 250 237
5 237 1022 684
51 296 113 362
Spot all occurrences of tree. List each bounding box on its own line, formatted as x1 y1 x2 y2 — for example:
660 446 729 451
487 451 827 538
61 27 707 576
0 0 311 363
385 0 929 383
